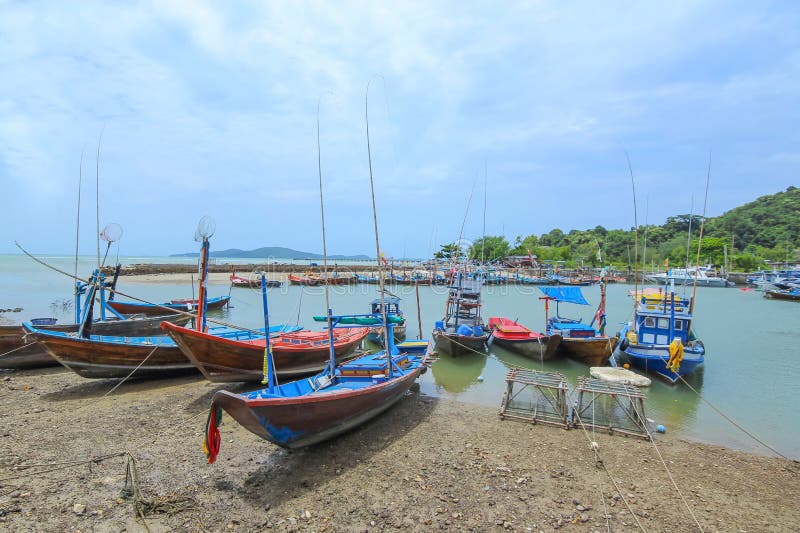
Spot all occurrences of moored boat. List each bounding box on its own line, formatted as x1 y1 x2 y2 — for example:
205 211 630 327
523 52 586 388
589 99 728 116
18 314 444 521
107 296 230 316
540 283 617 366
487 317 561 360
617 285 705 383
764 287 800 302
432 273 489 356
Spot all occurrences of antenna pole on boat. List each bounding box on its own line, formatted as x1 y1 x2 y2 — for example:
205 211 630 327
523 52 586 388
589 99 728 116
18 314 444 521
95 127 105 271
366 80 392 377
685 196 695 272
316 95 337 379
625 151 639 309
260 274 277 391
415 280 423 339
74 148 85 324
196 236 210 332
481 162 487 265
690 150 712 314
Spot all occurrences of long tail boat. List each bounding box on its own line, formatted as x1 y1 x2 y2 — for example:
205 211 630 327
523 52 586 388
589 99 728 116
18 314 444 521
487 316 562 360
162 322 368 382
539 283 617 366
202 96 427 458
107 296 230 316
764 287 800 301
0 314 191 370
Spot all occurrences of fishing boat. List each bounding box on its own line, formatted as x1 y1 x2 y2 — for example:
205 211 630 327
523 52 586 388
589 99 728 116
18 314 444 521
202 92 427 457
617 285 705 383
539 283 617 366
230 272 281 288
107 296 230 316
313 297 406 345
288 272 352 285
764 287 800 301
162 322 367 382
0 313 191 370
487 317 561 360
432 273 489 356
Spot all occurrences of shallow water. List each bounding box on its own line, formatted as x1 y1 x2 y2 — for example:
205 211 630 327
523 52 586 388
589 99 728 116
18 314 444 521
2 254 798 459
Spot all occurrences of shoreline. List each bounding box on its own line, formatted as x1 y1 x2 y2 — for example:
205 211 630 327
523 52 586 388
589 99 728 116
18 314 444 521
0 368 797 531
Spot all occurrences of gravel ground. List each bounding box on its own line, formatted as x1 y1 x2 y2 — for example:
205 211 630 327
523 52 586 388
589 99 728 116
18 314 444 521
0 367 797 532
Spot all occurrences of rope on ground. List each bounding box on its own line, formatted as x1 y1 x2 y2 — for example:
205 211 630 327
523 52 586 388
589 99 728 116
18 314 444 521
570 403 645 532
626 384 705 532
121 452 198 532
0 452 125 483
677 375 798 470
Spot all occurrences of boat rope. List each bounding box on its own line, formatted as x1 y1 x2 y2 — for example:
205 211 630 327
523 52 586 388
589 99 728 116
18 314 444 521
677 375 798 469
570 402 645 532
626 384 705 532
71 346 161 413
0 341 42 359
0 452 125 483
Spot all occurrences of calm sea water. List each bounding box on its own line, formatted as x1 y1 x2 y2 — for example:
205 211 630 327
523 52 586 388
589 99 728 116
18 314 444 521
1 254 798 459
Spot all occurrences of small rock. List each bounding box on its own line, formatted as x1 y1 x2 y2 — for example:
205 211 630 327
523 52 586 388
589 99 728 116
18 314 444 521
73 503 86 515
580 513 589 523
9 491 20 499
572 498 581 505
576 505 587 512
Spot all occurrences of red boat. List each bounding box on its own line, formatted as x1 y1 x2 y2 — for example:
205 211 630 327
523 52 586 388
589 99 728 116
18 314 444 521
161 322 370 382
488 317 562 360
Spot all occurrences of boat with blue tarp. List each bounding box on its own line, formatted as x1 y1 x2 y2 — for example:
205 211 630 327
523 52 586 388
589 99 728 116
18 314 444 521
539 282 616 366
432 273 489 356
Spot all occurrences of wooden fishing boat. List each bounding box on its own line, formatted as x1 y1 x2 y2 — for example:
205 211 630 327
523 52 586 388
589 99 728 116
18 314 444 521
107 296 230 316
204 324 428 454
618 286 705 383
540 284 616 366
764 288 800 301
487 317 562 360
22 325 194 379
162 322 368 382
432 274 489 357
0 314 191 369
230 273 281 288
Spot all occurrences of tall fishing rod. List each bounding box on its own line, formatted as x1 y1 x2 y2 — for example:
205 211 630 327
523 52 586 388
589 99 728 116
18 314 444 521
481 161 487 265
685 196 695 271
690 150 712 314
316 95 337 380
625 151 639 308
642 194 649 270
73 148 85 324
366 79 393 375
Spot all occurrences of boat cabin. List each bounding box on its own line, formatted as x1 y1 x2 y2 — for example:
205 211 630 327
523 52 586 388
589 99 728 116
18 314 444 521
370 296 403 318
634 293 692 345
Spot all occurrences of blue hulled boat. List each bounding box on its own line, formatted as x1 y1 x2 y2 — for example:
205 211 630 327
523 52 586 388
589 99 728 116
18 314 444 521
618 285 705 383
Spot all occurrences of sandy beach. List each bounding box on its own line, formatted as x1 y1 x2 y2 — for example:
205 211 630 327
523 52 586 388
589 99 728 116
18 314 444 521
0 367 797 532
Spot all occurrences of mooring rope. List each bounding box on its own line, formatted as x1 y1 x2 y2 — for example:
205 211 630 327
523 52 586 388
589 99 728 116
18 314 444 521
677 374 797 467
0 342 40 359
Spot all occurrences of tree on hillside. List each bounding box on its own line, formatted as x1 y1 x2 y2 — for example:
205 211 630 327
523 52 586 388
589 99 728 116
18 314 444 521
469 236 511 262
434 243 466 262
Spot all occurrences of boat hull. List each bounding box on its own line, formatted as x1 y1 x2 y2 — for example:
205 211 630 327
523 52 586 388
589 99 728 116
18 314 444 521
764 290 800 301
161 323 368 382
212 364 424 449
432 330 488 357
490 334 562 360
27 331 194 379
558 337 618 366
366 324 408 345
623 345 704 384
0 314 192 370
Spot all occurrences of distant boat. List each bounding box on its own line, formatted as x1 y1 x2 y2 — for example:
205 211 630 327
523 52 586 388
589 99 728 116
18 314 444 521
644 266 734 287
288 273 352 285
162 323 368 382
764 287 800 302
540 283 617 366
618 285 705 383
107 296 230 316
432 273 489 357
230 272 281 288
487 316 561 360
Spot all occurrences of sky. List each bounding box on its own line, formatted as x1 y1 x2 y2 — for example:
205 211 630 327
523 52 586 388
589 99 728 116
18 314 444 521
1 1 798 259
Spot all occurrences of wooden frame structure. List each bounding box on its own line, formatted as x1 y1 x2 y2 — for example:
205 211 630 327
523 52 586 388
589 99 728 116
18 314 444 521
572 377 650 439
499 368 570 428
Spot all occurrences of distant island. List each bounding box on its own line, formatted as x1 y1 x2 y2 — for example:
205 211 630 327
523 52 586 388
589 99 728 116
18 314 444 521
171 246 371 261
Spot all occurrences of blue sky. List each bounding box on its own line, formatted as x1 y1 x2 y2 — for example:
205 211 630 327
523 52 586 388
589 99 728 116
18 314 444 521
1 1 798 258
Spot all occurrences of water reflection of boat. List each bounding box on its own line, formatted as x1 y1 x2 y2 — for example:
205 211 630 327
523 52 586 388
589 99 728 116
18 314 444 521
429 352 487 394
